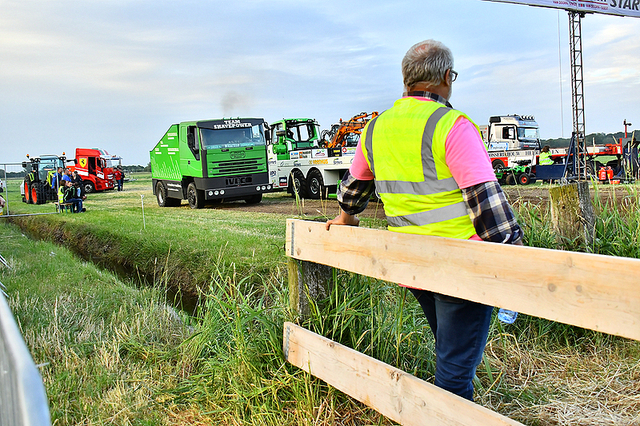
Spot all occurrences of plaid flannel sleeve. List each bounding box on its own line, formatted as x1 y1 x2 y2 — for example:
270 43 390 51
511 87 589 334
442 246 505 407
336 170 375 216
462 181 523 244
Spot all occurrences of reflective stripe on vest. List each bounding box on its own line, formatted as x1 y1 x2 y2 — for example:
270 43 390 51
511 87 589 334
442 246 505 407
365 108 460 196
361 99 476 238
539 152 554 165
385 201 469 228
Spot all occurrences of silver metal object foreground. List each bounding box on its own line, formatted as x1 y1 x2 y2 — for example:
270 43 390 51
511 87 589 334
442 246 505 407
0 288 51 426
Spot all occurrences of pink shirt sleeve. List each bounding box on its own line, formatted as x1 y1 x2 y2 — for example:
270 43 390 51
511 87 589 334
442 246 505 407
445 117 497 188
349 139 375 180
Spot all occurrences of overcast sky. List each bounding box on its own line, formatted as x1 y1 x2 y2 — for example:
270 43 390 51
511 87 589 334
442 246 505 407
2 0 639 166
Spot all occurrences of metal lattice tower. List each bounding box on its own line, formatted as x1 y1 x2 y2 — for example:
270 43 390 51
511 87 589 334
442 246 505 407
569 11 587 177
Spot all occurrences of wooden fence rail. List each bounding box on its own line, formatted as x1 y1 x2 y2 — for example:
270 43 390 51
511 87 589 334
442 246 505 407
283 218 640 426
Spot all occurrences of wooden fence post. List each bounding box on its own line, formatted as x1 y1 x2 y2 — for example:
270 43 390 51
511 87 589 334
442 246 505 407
288 258 333 319
549 181 595 246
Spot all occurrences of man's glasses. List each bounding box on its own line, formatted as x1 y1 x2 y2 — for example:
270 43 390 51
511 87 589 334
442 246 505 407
450 69 458 82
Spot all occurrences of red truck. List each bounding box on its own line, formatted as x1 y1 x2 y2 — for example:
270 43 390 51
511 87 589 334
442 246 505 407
69 148 121 193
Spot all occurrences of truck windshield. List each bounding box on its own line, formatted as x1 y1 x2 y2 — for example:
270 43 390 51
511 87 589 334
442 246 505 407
200 125 265 150
518 127 540 141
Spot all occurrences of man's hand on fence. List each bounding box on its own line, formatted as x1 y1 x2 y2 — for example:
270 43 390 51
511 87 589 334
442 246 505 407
325 211 359 230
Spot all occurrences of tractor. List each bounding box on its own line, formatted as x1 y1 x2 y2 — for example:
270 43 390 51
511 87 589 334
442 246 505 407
21 154 67 204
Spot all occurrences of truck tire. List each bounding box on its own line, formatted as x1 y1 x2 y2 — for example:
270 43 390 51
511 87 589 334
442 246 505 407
156 181 170 207
289 170 307 199
492 159 506 171
24 181 32 204
83 181 95 194
244 194 262 205
187 182 204 209
517 173 530 185
306 169 325 199
31 182 47 204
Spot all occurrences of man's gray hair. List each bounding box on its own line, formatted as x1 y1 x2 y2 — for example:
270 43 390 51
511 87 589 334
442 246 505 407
402 40 454 88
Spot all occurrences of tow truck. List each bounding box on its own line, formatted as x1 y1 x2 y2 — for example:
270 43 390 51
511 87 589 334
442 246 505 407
267 113 377 199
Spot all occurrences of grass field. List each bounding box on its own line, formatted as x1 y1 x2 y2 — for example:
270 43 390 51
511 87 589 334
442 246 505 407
1 174 639 425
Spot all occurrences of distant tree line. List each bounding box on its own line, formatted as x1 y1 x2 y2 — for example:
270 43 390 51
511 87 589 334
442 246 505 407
542 130 637 149
121 164 151 173
1 171 25 178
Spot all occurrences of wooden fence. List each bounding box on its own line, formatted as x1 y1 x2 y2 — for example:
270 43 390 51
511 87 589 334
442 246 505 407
283 218 640 426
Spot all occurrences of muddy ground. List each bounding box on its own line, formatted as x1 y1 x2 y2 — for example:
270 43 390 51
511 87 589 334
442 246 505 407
210 184 635 219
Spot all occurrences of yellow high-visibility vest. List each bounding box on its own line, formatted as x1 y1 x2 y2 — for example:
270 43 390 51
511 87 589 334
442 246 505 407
539 151 554 165
361 97 477 239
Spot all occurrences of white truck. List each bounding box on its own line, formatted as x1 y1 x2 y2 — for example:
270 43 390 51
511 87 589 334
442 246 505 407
479 115 542 170
267 118 358 199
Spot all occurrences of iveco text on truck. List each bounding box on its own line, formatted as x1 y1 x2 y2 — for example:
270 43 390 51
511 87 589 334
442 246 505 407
150 118 271 208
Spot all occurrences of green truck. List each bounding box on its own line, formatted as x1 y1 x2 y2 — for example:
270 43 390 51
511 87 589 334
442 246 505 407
150 118 272 208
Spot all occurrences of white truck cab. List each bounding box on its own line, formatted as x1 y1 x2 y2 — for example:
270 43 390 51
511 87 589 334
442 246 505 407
479 115 541 152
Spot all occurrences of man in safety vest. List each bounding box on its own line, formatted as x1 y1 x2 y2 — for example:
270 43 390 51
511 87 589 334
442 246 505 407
326 40 523 401
539 145 554 165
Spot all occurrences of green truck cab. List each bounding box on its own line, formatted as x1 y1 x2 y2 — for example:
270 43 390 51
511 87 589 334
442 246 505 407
150 118 272 208
267 118 354 199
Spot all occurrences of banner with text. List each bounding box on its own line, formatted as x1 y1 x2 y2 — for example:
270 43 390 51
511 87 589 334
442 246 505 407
483 0 640 18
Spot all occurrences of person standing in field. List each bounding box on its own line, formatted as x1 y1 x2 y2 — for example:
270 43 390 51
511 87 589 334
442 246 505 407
62 168 72 184
49 167 63 190
71 171 86 200
114 166 124 191
325 39 523 401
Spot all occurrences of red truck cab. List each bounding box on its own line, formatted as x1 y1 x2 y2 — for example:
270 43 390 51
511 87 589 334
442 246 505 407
70 148 120 193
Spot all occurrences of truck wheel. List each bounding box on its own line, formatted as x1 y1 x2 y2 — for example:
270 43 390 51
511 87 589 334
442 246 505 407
156 182 170 207
187 182 204 209
32 182 46 204
492 159 506 171
306 169 325 199
289 170 307 199
24 181 32 204
83 181 95 194
517 173 530 185
505 173 516 185
244 194 262 205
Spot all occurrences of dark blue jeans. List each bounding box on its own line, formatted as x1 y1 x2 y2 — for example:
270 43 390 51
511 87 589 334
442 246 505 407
409 288 493 401
68 198 83 213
